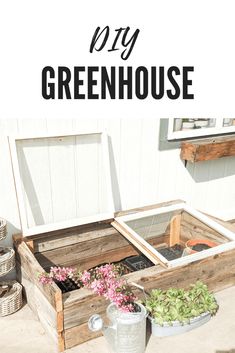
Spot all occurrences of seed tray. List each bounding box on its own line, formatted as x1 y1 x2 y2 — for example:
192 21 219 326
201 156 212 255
123 254 154 271
158 244 184 261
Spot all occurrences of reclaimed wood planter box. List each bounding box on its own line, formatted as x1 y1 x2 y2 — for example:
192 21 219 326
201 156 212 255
13 201 235 352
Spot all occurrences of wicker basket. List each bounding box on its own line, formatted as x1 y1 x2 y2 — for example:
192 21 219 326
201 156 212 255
0 247 15 277
0 281 22 316
0 218 7 241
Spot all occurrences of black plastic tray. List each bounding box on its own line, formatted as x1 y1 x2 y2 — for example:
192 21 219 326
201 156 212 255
123 254 154 271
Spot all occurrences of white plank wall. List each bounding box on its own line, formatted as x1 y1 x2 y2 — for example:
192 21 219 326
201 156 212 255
1 118 235 261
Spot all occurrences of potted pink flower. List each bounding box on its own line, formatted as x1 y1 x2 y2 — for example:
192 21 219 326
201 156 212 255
39 264 147 353
83 264 147 353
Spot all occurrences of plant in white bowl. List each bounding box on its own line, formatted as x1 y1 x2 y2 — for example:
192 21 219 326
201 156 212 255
144 281 218 337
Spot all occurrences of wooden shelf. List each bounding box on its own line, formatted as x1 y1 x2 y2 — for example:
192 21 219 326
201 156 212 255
180 136 235 162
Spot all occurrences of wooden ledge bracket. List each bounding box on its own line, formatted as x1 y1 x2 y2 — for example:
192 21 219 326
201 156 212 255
180 136 235 163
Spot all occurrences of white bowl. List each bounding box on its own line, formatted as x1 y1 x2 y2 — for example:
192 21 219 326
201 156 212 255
149 312 211 337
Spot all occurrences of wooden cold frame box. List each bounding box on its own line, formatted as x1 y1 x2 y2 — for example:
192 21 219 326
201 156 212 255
13 200 235 352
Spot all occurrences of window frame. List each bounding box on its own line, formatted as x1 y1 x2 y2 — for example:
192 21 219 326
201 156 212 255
8 131 114 237
112 202 235 268
167 119 235 140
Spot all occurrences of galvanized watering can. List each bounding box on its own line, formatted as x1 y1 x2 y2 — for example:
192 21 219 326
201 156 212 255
88 302 147 353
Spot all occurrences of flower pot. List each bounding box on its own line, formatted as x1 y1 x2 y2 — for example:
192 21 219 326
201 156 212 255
185 239 218 254
149 312 211 337
88 303 147 353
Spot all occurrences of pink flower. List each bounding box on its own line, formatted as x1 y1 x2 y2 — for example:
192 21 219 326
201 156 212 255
80 271 91 286
96 264 116 279
80 264 137 312
50 266 76 281
38 266 76 285
38 272 53 285
90 279 106 296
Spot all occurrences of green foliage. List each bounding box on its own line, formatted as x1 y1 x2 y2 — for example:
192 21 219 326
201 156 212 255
144 281 218 326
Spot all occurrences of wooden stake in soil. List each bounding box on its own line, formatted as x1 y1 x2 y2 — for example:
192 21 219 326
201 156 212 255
169 214 181 246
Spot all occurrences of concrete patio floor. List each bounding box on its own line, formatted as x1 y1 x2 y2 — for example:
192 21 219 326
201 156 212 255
1 286 235 353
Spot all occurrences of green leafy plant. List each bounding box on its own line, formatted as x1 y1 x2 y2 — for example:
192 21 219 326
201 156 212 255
144 281 218 326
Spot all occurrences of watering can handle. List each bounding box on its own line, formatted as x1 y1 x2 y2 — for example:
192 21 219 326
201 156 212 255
131 282 150 300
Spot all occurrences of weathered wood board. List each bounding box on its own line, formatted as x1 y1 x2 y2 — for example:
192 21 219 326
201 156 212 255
180 136 235 162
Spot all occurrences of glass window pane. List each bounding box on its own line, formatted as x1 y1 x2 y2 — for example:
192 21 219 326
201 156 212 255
14 133 112 229
126 211 174 240
223 118 234 127
123 209 231 263
173 118 216 132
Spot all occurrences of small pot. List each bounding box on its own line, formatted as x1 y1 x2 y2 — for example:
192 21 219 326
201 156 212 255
185 239 218 254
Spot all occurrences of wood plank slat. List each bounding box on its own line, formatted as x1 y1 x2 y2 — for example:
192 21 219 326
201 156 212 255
64 320 103 349
63 293 107 329
169 214 181 246
18 266 59 344
114 199 184 217
35 231 132 268
33 223 117 253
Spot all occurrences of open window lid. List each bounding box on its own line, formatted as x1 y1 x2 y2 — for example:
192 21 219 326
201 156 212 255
9 131 114 236
112 202 235 268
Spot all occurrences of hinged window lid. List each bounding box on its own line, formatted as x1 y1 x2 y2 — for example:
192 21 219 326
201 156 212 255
9 131 114 236
112 203 235 268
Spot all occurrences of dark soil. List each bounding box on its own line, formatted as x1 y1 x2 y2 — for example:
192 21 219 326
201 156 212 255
158 244 184 261
191 243 211 251
55 278 80 293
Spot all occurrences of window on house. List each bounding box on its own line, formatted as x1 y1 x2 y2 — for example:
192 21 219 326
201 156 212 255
168 119 235 140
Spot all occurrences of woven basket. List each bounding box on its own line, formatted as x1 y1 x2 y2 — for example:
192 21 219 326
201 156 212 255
0 281 22 316
0 218 7 241
0 247 15 277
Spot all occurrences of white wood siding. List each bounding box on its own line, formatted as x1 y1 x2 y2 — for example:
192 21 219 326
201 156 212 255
1 118 235 253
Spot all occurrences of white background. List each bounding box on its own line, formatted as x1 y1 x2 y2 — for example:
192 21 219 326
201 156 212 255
0 0 235 118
